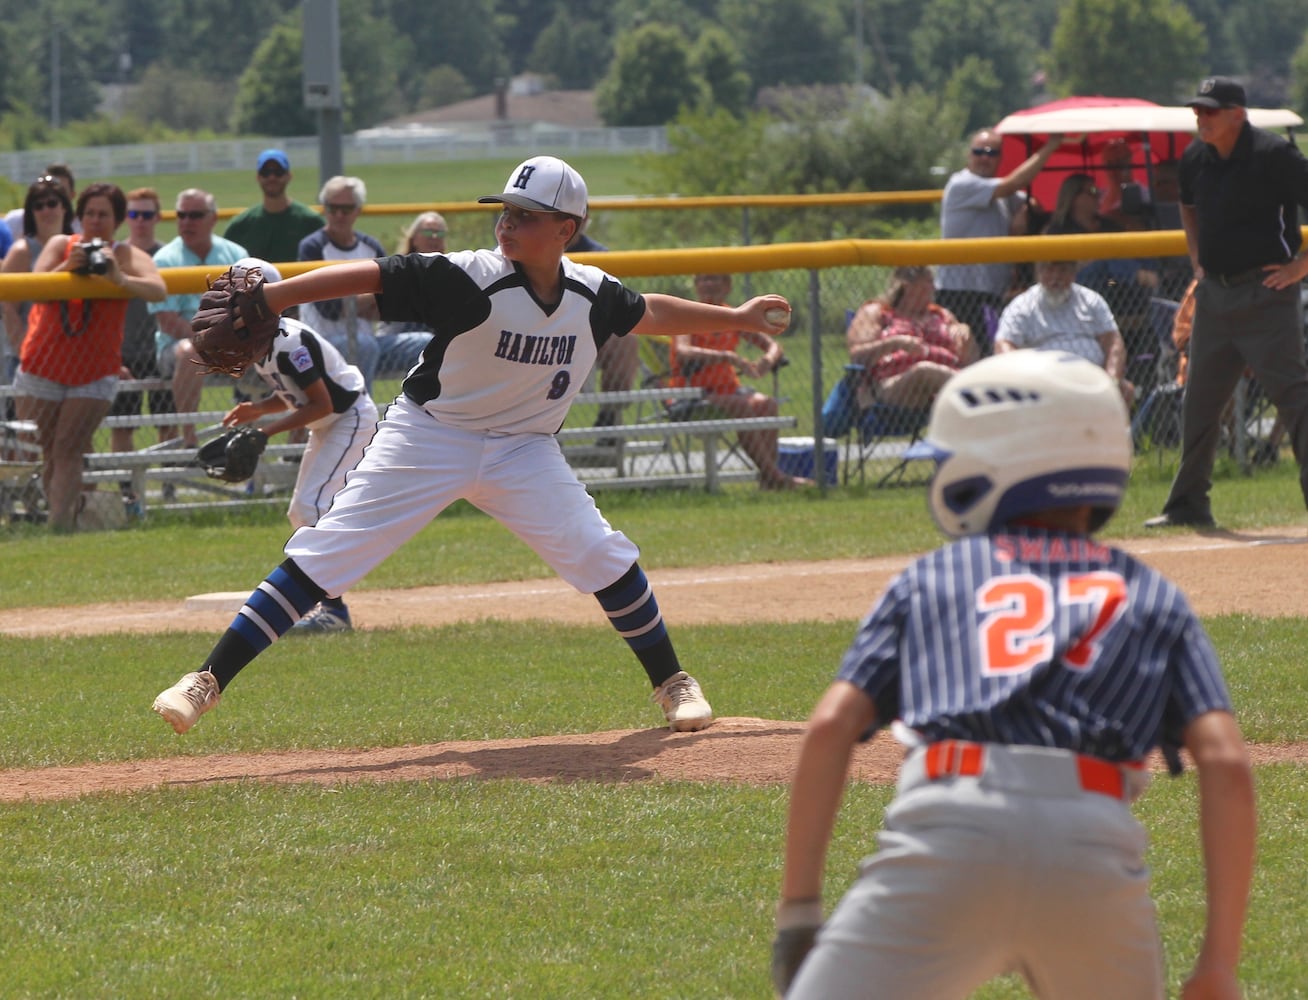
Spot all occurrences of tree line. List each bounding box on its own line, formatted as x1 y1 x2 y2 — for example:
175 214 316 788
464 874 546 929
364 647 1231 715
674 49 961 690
0 0 1305 153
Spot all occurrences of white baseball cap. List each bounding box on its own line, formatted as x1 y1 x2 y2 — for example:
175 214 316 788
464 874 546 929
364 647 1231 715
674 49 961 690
478 156 588 217
233 256 282 282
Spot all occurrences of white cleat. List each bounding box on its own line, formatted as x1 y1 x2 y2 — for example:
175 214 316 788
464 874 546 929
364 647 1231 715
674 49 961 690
652 671 713 732
152 670 221 734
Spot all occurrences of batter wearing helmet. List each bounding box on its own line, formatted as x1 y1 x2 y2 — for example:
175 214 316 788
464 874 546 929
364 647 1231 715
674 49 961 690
772 352 1254 999
152 155 793 736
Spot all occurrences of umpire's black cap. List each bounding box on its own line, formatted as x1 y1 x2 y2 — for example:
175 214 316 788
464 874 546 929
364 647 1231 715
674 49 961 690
1185 77 1246 109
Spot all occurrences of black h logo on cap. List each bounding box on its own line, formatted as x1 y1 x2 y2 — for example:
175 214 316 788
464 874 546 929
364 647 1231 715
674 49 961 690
513 165 536 191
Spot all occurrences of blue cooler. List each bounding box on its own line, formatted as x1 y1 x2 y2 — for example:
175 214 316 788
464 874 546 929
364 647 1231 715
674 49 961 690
777 437 838 485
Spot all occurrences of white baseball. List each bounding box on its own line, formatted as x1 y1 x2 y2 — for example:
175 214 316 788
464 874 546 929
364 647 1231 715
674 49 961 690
764 306 790 327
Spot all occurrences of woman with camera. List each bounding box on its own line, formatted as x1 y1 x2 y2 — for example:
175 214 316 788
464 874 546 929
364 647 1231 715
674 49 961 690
13 182 165 530
2 175 75 384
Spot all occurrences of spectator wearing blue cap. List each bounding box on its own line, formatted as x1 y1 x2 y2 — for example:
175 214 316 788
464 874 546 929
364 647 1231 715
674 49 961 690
224 149 324 268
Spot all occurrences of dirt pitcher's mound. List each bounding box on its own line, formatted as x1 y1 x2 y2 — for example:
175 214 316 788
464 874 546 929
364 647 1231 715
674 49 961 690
0 719 902 803
4 722 1305 804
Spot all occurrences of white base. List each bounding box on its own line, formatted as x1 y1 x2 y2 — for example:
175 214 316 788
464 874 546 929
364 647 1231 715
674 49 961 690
183 591 250 612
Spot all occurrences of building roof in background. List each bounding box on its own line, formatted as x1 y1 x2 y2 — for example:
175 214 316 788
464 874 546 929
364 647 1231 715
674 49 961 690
379 89 600 130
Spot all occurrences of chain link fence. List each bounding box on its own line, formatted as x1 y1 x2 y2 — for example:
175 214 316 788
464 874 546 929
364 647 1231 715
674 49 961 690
4 219 1307 529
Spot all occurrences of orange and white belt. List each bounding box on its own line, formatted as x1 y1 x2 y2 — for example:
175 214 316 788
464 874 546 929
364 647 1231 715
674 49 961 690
910 739 1148 802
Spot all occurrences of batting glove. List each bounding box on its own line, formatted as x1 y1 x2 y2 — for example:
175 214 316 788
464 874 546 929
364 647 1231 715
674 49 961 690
771 898 823 997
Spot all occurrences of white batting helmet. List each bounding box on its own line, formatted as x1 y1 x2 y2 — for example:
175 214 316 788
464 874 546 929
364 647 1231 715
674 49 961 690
905 351 1132 538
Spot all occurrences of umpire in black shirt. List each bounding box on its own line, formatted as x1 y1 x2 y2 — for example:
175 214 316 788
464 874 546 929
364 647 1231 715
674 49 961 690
1146 76 1308 528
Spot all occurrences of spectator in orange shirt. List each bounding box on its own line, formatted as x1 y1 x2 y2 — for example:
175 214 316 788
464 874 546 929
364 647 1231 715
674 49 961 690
14 183 166 529
670 272 810 489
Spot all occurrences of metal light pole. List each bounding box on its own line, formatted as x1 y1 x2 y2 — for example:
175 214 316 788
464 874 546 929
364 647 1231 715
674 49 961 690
50 19 61 129
303 0 344 185
853 0 864 87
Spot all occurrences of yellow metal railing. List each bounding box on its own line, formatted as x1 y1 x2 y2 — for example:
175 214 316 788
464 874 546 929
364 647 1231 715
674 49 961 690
0 229 1192 301
4 227 1306 299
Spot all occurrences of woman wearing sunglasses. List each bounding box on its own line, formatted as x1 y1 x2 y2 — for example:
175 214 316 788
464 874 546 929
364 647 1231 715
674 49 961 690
1045 172 1160 358
396 211 448 256
2 177 75 384
375 212 450 378
12 182 166 530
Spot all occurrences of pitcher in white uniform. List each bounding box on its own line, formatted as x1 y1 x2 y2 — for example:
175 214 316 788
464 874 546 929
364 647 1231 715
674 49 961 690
152 156 793 737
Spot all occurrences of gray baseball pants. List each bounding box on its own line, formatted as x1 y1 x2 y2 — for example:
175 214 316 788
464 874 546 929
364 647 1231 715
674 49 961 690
1163 275 1308 520
786 745 1164 1000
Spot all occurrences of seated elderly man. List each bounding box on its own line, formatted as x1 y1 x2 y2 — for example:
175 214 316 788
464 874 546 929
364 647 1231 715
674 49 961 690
993 259 1135 406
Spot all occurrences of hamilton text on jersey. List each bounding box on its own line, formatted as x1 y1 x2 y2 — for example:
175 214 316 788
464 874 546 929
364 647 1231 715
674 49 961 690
493 331 577 366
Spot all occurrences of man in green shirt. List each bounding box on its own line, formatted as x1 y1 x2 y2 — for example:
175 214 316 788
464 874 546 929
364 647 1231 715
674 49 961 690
224 149 325 411
224 149 323 267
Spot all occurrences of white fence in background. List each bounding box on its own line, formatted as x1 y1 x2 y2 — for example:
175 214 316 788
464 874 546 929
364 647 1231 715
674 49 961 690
0 124 669 182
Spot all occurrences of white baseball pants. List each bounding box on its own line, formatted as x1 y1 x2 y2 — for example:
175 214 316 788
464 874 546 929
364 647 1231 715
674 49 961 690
285 394 639 597
288 396 380 531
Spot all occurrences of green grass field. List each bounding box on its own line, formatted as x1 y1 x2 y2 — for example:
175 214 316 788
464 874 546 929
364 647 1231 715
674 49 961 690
1 134 1297 995
2 133 1299 994
2 465 1307 997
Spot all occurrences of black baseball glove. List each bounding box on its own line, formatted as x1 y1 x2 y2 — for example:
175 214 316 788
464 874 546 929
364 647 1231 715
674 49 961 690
195 427 268 483
190 262 280 376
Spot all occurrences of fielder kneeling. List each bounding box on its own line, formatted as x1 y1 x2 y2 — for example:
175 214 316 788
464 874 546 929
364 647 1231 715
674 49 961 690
217 257 378 634
773 351 1255 1000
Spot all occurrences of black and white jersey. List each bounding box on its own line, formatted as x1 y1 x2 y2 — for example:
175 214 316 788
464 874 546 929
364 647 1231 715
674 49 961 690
253 317 365 430
376 248 645 435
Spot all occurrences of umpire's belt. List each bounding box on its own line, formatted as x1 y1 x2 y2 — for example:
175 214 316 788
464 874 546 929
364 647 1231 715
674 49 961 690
912 740 1143 801
1207 266 1266 287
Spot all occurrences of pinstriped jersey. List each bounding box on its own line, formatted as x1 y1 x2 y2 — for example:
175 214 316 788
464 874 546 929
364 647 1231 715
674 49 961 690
375 249 645 435
838 527 1230 768
252 317 365 431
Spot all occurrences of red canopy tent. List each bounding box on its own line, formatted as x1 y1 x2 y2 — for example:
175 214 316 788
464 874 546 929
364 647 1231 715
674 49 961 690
993 95 1303 211
993 96 1192 209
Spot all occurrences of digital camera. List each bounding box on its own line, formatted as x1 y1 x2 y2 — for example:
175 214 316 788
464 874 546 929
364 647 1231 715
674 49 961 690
76 238 111 276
